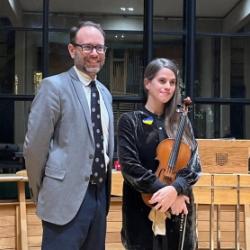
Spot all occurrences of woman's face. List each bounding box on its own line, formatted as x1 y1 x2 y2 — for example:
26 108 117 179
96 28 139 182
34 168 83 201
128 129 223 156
145 67 176 105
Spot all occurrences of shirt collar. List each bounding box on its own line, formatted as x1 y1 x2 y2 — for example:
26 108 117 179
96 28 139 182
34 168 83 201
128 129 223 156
74 66 96 86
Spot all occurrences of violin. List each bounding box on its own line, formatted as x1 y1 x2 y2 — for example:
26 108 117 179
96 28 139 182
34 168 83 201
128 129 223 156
141 97 192 206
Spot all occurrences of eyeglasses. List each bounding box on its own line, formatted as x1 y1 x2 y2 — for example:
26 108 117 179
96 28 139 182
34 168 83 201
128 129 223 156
73 43 107 53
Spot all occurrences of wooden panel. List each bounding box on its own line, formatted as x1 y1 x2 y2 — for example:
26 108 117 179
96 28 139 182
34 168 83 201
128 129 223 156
0 204 17 250
26 204 42 248
196 204 246 249
193 174 212 204
197 139 250 174
193 174 250 205
111 171 123 196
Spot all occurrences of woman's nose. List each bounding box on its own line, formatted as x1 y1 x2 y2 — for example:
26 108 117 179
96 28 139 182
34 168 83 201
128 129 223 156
164 81 171 88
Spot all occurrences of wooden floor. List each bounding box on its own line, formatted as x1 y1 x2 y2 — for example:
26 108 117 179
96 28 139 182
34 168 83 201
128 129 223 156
1 197 249 250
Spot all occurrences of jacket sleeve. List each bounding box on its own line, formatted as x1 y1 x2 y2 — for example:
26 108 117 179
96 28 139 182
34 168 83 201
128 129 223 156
23 78 61 202
117 113 165 194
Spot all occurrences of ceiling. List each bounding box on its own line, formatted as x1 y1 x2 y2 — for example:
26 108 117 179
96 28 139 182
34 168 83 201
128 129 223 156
2 0 250 33
19 0 241 18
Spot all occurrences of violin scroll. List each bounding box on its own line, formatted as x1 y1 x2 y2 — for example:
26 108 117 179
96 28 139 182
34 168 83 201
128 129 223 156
183 96 192 107
177 97 192 114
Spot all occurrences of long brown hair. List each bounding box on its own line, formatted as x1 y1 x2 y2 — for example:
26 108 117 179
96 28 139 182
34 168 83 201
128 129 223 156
144 58 196 150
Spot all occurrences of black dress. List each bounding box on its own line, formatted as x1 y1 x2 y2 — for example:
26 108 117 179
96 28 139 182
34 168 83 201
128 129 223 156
117 107 201 250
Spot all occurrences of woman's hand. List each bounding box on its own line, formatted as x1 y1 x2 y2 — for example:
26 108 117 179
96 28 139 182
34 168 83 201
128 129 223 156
148 186 177 213
170 195 189 215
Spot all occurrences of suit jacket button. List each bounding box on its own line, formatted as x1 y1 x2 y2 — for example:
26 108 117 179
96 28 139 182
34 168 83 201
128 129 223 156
89 154 94 159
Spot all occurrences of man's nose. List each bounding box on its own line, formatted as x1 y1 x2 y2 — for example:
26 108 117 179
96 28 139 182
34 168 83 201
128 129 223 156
90 47 99 55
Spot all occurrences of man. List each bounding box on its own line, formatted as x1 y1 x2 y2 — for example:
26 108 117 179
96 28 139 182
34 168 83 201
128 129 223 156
23 21 114 250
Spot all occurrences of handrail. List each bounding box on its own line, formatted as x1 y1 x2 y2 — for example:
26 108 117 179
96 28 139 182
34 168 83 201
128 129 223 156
0 174 28 182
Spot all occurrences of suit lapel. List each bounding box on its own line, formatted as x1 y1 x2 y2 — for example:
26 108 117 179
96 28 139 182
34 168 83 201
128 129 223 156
68 68 94 143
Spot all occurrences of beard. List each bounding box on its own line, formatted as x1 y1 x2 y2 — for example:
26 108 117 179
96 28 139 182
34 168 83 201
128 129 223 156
75 57 105 77
84 66 102 74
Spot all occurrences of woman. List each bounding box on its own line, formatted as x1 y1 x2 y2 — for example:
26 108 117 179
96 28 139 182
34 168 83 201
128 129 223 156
117 58 201 250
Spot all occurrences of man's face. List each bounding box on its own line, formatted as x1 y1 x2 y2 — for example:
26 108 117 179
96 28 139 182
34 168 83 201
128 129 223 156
68 26 106 79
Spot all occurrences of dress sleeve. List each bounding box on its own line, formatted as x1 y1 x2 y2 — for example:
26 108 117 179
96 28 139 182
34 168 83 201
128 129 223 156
118 113 165 193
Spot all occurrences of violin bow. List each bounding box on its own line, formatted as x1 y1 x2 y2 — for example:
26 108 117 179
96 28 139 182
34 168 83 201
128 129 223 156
178 213 187 250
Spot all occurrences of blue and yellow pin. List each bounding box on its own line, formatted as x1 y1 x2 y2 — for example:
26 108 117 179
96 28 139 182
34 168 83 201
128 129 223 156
142 116 154 125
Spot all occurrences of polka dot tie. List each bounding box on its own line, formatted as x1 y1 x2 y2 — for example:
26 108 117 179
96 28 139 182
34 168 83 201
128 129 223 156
90 80 106 185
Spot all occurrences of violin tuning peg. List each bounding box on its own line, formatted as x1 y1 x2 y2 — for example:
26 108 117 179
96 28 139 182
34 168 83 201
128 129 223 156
176 104 183 113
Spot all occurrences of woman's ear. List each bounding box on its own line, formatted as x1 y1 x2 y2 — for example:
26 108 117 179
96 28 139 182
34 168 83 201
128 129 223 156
144 78 150 91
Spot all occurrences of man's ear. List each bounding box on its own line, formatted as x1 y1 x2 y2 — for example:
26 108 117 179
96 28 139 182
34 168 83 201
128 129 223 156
68 44 75 59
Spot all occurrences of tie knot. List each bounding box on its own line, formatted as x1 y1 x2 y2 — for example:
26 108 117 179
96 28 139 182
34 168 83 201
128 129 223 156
90 80 96 88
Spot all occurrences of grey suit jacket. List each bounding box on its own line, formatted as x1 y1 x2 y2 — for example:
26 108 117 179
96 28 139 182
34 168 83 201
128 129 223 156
23 67 114 225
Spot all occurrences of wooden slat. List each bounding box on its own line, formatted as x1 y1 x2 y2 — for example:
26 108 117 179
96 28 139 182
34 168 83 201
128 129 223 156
27 235 42 247
106 232 122 243
0 215 16 226
27 225 42 236
105 243 125 250
107 221 122 233
107 211 122 222
0 237 16 249
245 205 250 250
0 226 15 237
17 181 28 250
16 206 20 250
